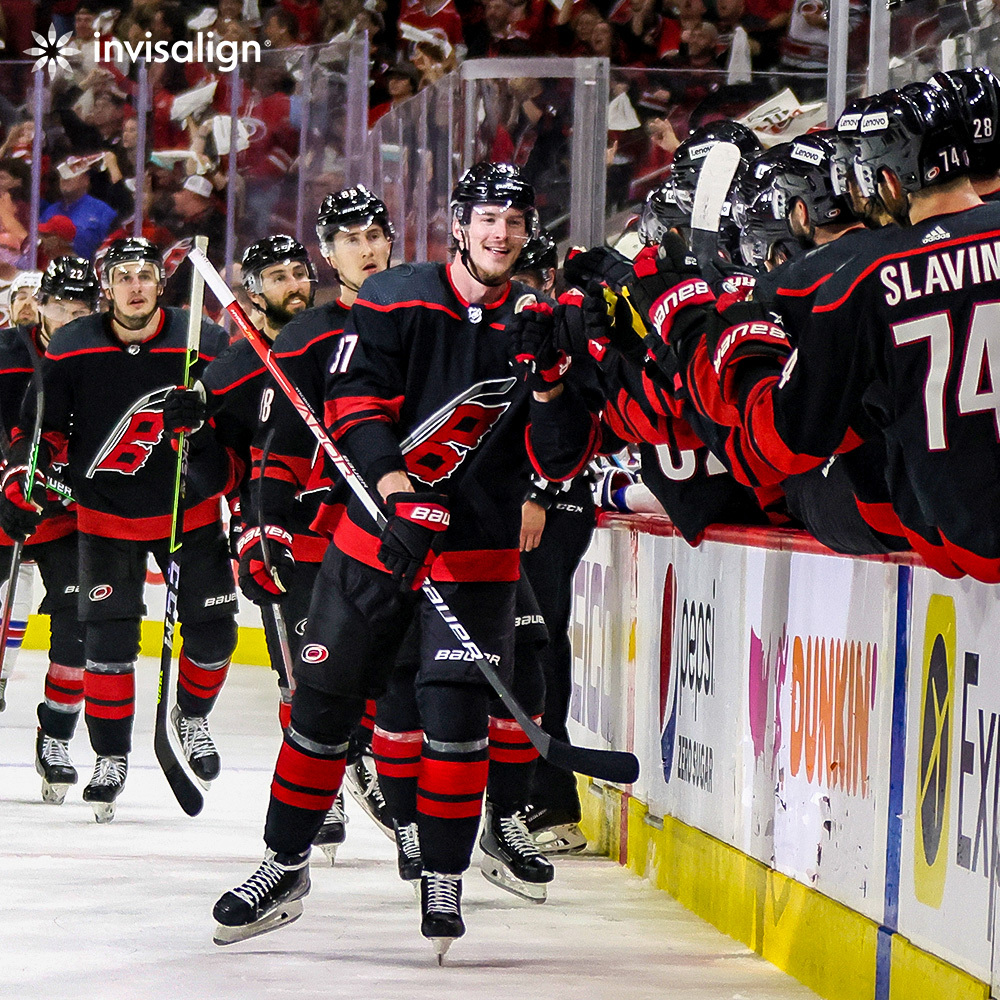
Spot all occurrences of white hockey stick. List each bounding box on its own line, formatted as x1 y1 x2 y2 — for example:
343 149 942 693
689 141 742 271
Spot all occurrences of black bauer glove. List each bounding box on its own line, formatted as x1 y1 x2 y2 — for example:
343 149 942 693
378 491 450 591
563 245 635 292
236 524 295 605
508 299 571 392
162 382 208 435
707 300 792 406
0 462 49 541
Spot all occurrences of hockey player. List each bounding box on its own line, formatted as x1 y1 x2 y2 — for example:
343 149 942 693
213 162 600 957
247 190 396 858
512 229 558 294
0 257 96 804
650 85 1000 580
6 271 42 329
2 237 239 821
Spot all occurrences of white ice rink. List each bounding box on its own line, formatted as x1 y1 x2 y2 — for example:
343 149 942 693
0 651 820 1000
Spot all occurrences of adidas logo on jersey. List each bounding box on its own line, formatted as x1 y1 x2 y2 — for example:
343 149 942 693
921 224 951 244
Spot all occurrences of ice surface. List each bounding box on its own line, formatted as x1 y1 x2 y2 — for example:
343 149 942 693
0 651 819 1000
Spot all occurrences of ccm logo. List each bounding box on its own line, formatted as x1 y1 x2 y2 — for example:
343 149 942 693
204 593 237 607
89 585 113 602
409 506 450 526
301 644 329 663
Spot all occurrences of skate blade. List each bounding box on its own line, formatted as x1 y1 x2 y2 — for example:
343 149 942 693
41 781 71 805
480 857 548 903
213 900 304 946
316 843 338 865
430 937 455 965
532 824 588 855
90 801 116 824
344 775 395 841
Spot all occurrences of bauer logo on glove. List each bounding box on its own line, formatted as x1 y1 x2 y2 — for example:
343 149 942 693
712 320 789 375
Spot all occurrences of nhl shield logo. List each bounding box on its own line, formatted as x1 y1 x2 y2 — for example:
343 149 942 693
467 305 483 324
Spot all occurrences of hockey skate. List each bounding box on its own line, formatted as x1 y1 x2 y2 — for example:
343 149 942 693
344 751 394 838
82 754 128 823
312 793 347 864
171 706 220 784
420 871 464 964
393 820 422 887
213 850 310 945
479 803 555 902
524 804 588 855
35 728 78 805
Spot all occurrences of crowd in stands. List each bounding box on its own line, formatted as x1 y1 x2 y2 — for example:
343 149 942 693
0 0 986 319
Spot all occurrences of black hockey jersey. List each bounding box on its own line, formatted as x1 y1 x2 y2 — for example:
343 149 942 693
35 307 230 540
0 324 76 547
324 262 601 582
737 201 1000 580
254 300 350 563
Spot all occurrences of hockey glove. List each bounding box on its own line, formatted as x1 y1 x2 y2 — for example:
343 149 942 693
236 525 295 605
706 300 792 405
162 382 208 435
378 491 450 591
508 300 571 392
0 463 47 541
563 245 635 292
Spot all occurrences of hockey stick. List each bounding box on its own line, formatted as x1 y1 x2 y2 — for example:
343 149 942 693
689 141 742 273
256 428 295 695
188 248 640 785
153 235 209 817
0 348 44 679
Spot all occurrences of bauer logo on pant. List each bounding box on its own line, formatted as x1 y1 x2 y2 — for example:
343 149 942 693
301 644 329 663
89 584 113 602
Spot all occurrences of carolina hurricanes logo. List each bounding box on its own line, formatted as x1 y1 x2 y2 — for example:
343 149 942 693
89 584 113 601
87 387 173 478
401 378 517 486
301 643 328 663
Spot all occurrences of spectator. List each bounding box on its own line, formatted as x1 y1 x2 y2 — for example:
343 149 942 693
279 0 323 42
0 156 29 254
370 62 420 125
412 35 457 86
36 215 78 271
264 7 303 46
397 0 465 56
41 158 118 261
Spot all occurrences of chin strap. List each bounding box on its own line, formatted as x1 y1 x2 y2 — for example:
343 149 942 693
457 229 510 289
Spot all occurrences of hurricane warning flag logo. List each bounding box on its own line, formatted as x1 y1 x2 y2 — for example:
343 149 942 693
25 26 80 79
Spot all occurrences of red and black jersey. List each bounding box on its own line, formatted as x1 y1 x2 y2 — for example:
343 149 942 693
594 342 770 543
33 307 230 541
200 336 267 522
253 301 350 563
324 262 601 582
738 201 1000 580
0 323 76 548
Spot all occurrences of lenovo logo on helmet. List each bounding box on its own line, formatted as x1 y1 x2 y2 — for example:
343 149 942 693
838 113 862 131
687 141 715 160
861 112 890 133
791 143 824 165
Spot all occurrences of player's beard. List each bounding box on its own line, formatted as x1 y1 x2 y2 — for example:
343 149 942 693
462 235 516 288
263 289 313 329
114 302 159 330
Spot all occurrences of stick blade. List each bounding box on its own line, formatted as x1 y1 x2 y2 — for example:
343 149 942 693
690 141 742 235
153 733 204 816
544 740 640 785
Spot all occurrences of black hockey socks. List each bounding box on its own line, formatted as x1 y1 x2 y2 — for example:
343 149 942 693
265 727 349 856
176 648 229 717
486 713 541 813
372 726 422 825
37 663 84 741
84 661 135 756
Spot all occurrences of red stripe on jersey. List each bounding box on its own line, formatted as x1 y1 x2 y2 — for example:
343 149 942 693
776 273 832 298
0 366 33 375
445 264 511 311
291 532 328 563
270 781 338 812
938 531 1000 584
899 524 965 579
525 412 599 483
416 792 485 819
210 365 266 394
275 328 342 358
355 297 463 322
326 394 404 439
814 227 1000 313
84 670 135 720
76 497 220 540
0 512 77 548
45 345 121 361
742 377 824 479
177 650 229 699
855 498 905 536
419 756 489 797
273 738 346 792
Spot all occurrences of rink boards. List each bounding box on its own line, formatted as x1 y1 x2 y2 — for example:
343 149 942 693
568 514 1000 1000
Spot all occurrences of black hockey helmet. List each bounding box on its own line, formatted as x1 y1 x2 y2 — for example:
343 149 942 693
731 149 798 268
315 185 395 247
450 161 538 235
39 255 100 308
931 66 1000 177
637 182 689 245
514 228 557 273
767 131 858 227
97 236 164 289
670 121 763 216
241 235 317 294
855 83 970 197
